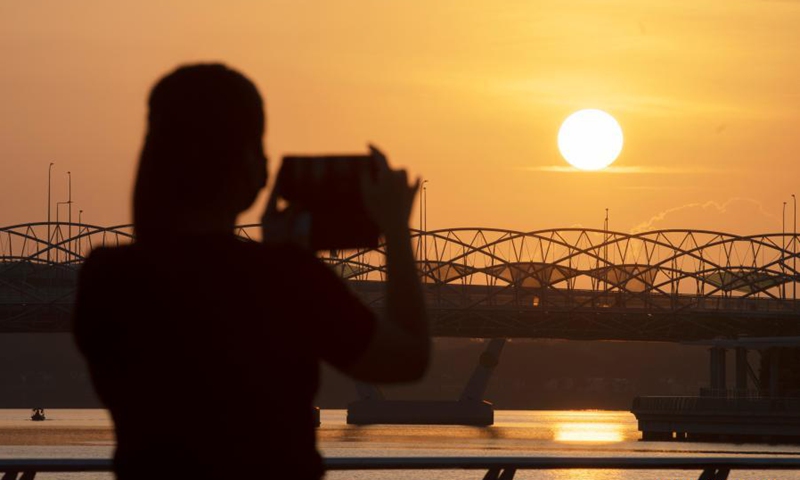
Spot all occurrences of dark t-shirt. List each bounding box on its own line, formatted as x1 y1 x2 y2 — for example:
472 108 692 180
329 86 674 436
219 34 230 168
72 233 376 480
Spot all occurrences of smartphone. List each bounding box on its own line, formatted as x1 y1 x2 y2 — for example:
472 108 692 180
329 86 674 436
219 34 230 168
273 154 379 250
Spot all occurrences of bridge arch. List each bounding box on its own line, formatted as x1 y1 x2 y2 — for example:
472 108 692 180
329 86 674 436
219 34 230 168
1 223 798 339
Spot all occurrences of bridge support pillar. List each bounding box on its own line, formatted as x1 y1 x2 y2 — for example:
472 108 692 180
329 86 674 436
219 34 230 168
709 347 726 393
347 339 505 426
735 347 748 394
769 349 781 397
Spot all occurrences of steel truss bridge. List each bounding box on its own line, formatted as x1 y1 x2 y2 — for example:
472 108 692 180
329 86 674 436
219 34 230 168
1 222 800 341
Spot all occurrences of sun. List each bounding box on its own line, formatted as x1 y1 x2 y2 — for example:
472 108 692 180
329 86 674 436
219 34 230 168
558 109 623 171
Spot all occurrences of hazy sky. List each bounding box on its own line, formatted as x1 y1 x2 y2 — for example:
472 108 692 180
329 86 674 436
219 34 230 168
3 1 800 234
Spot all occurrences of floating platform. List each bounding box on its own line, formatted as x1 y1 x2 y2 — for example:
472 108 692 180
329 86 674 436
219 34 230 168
632 396 800 443
347 400 494 426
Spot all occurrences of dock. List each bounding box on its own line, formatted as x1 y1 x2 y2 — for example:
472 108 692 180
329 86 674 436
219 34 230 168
633 337 800 443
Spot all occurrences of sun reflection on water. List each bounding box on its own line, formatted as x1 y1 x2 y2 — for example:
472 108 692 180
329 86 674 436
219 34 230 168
553 422 624 443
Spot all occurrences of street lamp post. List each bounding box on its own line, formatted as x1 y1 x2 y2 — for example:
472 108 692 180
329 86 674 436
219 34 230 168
783 201 787 300
55 201 69 264
56 203 67 222
78 209 83 257
47 163 54 262
794 194 797 304
604 208 609 295
423 182 428 232
604 208 609 259
420 179 429 264
419 180 424 234
67 171 72 259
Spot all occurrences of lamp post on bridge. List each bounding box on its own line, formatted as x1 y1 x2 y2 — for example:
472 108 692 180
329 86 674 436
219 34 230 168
604 208 609 299
423 182 428 232
604 208 609 258
67 171 72 261
424 180 428 260
47 162 54 263
420 179 429 266
55 201 69 264
783 201 787 300
78 209 83 257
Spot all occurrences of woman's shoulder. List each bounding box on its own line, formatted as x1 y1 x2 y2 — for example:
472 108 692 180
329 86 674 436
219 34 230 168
80 245 139 279
84 244 135 264
234 241 338 280
237 241 319 264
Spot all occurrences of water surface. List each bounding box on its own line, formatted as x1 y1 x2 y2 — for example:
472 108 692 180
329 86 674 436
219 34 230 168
2 409 798 479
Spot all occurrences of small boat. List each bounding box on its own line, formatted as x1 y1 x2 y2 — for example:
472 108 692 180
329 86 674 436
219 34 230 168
31 408 46 421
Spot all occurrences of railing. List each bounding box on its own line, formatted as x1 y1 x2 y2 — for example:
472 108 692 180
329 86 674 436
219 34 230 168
3 456 800 480
632 395 800 414
698 388 763 398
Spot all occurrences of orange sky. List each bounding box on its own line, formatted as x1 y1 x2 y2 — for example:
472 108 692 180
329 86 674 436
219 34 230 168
2 1 800 235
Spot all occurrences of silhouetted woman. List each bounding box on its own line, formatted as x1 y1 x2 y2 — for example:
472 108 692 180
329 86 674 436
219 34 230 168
73 64 429 480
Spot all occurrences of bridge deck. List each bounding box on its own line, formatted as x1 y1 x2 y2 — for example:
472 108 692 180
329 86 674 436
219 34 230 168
2 273 798 340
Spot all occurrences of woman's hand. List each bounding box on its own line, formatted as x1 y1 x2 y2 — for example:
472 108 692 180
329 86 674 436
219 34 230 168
260 189 311 248
360 145 420 239
341 145 430 384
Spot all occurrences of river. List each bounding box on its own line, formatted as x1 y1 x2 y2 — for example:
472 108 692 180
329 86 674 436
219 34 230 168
1 409 798 479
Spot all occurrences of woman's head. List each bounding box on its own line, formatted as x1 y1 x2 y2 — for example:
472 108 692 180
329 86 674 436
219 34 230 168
134 63 267 238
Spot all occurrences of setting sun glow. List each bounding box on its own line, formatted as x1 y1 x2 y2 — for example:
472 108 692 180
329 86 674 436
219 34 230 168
558 109 624 171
